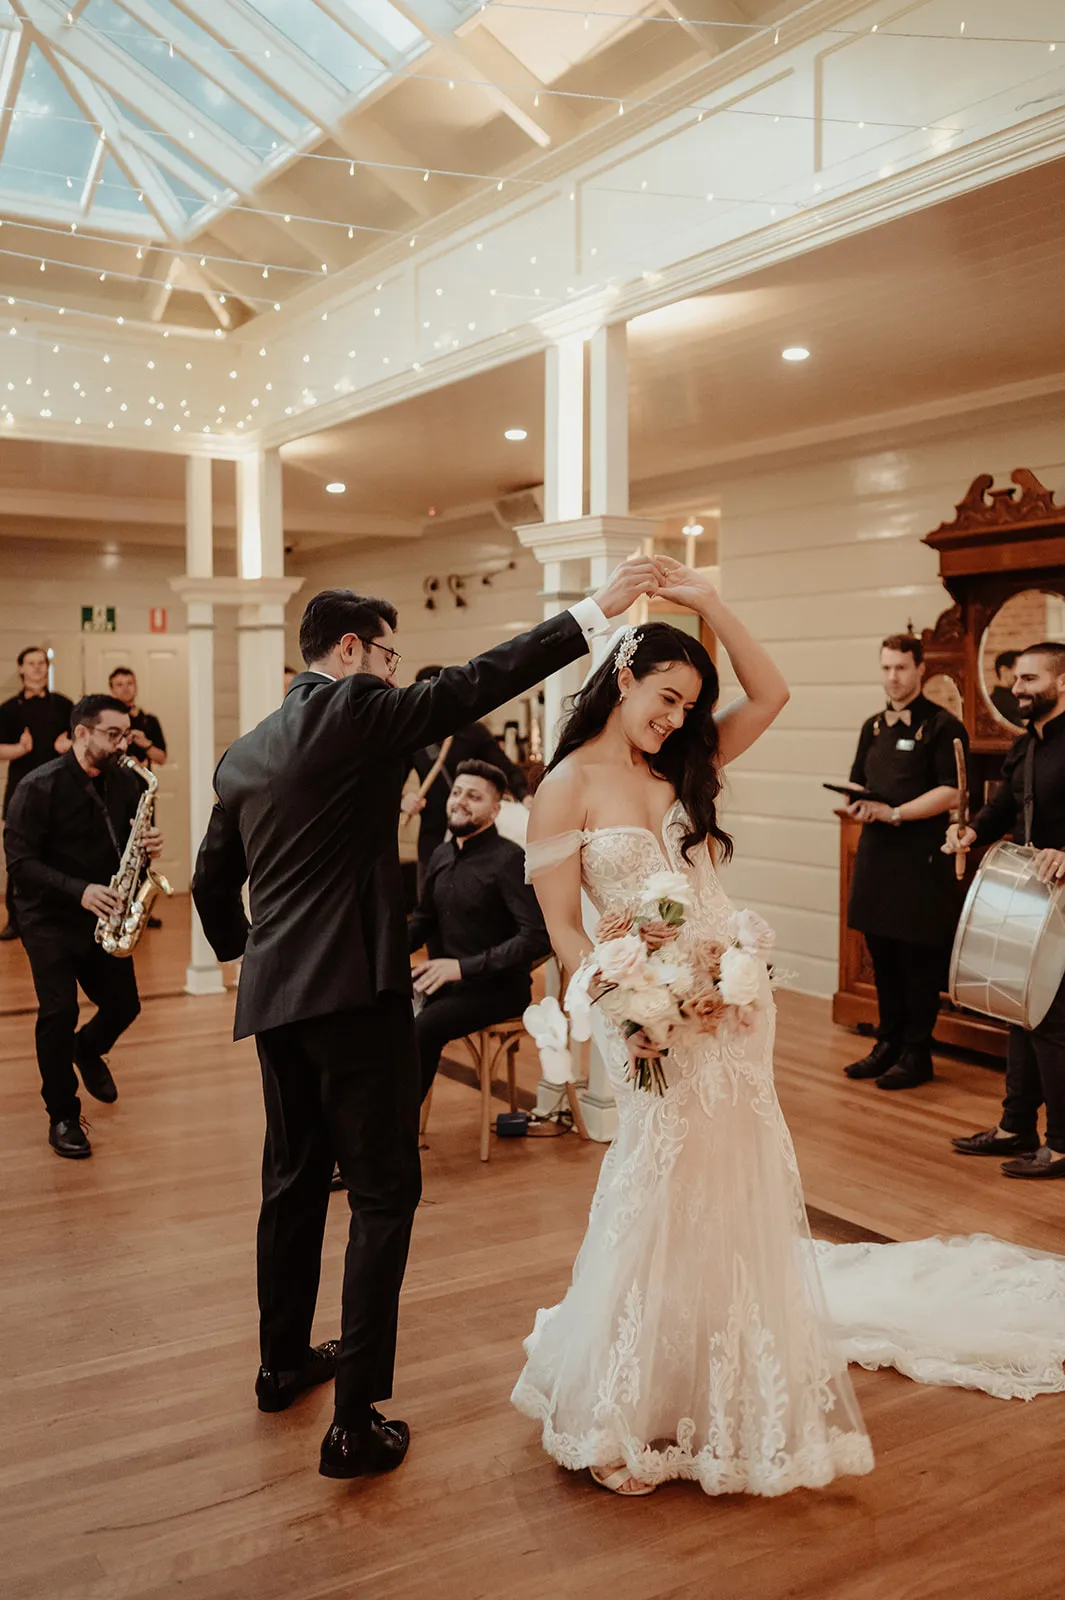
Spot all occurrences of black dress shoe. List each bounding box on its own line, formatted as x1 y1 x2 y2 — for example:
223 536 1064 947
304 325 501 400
952 1126 1040 1156
319 1411 410 1479
147 915 162 929
1001 1149 1065 1180
0 922 19 941
844 1040 899 1080
255 1340 339 1412
73 1039 118 1104
875 1049 933 1091
49 1118 92 1159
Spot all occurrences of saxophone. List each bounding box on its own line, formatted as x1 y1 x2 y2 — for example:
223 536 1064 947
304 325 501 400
94 754 173 957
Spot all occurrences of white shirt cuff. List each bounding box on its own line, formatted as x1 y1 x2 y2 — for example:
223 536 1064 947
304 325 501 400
569 596 610 644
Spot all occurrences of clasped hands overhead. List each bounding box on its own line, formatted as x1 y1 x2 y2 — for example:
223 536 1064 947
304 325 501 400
593 554 716 619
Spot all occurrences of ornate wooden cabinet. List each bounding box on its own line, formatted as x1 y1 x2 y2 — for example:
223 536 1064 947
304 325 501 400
833 468 1065 1059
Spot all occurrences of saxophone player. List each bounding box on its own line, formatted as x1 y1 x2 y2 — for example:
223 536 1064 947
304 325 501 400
2 695 163 1159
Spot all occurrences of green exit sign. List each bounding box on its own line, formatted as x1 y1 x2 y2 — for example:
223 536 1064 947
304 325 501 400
81 606 116 633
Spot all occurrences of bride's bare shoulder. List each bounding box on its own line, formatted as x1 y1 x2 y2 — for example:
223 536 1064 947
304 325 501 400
528 755 588 838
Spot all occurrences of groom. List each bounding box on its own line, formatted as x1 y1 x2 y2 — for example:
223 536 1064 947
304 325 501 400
191 559 659 1479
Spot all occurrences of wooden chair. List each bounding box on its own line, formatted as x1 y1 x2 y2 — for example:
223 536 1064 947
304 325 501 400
420 1017 525 1162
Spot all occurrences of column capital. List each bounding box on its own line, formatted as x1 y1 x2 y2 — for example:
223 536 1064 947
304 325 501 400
515 514 658 564
169 575 304 608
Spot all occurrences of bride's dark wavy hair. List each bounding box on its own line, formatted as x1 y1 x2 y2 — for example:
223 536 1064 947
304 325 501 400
548 621 732 865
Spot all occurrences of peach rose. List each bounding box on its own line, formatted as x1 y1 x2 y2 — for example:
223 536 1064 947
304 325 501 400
640 918 680 952
598 910 635 942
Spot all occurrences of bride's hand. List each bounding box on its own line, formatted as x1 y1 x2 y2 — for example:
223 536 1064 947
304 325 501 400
653 555 718 612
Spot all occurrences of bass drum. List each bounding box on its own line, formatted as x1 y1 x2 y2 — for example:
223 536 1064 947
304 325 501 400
949 841 1065 1030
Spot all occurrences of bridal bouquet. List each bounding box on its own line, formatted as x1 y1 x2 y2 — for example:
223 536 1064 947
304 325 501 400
524 871 777 1095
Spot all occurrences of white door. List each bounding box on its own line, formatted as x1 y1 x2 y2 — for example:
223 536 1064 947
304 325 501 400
81 634 190 892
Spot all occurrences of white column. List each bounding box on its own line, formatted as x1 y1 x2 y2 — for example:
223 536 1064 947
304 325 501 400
544 335 584 523
539 555 587 759
236 449 286 733
589 323 629 517
183 457 224 997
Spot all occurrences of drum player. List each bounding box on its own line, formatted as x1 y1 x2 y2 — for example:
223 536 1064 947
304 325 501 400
842 633 968 1090
946 641 1065 1179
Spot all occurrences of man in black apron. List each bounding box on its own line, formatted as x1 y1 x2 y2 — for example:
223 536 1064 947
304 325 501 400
947 641 1065 1177
843 633 967 1090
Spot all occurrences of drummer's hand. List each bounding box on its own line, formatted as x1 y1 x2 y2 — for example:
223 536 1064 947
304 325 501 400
400 792 425 817
1033 847 1065 885
846 800 892 825
943 823 977 855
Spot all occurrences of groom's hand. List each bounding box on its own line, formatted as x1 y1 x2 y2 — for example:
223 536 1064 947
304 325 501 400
592 557 662 619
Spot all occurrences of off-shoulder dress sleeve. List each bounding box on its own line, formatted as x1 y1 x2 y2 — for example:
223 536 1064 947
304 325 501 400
524 831 584 883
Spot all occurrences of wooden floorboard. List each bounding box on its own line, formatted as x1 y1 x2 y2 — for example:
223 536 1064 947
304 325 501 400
0 943 1061 1600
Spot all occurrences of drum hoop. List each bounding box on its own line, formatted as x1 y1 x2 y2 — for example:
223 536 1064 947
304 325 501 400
949 840 1064 1024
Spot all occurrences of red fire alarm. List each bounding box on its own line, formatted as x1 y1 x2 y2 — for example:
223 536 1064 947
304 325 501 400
150 607 167 633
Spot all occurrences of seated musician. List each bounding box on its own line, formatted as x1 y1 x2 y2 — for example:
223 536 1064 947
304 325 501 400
2 695 163 1159
946 642 1065 1178
408 760 551 1102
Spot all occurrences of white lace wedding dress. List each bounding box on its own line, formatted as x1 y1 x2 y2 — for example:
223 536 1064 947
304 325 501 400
510 802 1065 1497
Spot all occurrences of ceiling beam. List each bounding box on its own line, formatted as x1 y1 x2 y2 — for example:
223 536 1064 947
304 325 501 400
310 0 404 69
0 26 30 166
658 0 759 59
456 23 579 147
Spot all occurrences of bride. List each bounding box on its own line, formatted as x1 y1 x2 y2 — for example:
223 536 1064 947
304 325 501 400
511 558 1065 1499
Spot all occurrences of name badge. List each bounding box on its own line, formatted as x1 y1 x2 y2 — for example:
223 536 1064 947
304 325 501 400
896 738 916 751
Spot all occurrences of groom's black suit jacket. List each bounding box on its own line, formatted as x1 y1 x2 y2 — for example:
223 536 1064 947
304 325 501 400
192 612 589 1040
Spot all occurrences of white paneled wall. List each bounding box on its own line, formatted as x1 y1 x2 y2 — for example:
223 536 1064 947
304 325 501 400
713 399 1065 997
288 527 544 734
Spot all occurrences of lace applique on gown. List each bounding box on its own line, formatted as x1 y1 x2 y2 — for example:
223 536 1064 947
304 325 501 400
512 807 1065 1497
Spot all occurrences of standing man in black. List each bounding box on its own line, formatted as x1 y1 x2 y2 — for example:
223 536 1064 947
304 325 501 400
3 695 162 1157
0 646 74 942
191 559 660 1481
400 664 529 892
947 642 1065 1177
843 633 966 1090
409 760 550 1101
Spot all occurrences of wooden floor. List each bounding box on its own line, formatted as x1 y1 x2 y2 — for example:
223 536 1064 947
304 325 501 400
1 918 1062 1600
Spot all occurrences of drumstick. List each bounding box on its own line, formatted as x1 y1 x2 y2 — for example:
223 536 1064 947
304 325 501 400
414 735 453 800
952 737 969 881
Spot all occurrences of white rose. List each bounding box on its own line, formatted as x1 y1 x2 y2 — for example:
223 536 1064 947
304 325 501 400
625 985 677 1030
719 946 762 1007
597 933 649 987
727 907 777 954
645 952 689 989
638 870 691 911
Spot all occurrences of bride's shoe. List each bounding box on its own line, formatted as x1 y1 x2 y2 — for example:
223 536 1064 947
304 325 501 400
589 1463 657 1497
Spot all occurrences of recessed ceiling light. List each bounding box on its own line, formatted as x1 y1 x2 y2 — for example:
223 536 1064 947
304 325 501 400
504 427 527 441
782 346 810 362
682 521 705 537
325 481 346 494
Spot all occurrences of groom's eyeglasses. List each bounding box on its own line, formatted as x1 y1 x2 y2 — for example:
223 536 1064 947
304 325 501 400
359 637 402 672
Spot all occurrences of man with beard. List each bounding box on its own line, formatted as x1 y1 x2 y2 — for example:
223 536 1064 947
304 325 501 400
3 695 163 1157
947 641 1065 1178
408 760 551 1102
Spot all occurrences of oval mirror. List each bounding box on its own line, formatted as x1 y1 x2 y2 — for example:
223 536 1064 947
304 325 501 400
923 673 963 721
981 590 1065 730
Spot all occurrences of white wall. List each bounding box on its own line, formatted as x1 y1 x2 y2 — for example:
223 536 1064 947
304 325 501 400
288 524 544 735
712 396 1065 997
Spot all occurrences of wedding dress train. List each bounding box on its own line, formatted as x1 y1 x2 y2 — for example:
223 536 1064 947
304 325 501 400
510 804 1065 1497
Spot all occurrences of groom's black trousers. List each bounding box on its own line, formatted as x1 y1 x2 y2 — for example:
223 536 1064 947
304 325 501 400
254 995 422 1426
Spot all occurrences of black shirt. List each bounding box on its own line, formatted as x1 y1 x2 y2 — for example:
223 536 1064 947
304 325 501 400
3 751 140 933
411 722 528 863
847 694 967 946
127 708 166 768
972 709 1065 851
407 824 551 980
990 684 1025 728
0 689 75 811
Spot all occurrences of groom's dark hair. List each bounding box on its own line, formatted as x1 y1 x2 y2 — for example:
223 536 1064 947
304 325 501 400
299 589 398 665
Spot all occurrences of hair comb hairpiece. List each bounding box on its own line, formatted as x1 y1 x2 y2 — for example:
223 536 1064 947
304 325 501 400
614 626 639 675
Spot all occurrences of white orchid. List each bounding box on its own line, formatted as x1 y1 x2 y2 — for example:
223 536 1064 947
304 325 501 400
564 959 597 1042
523 996 574 1084
637 869 692 913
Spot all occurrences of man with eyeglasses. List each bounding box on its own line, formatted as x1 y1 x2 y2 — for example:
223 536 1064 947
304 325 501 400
3 694 164 1159
192 563 662 1483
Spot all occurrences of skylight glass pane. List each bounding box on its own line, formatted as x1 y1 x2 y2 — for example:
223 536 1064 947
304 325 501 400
243 0 385 94
345 0 423 54
0 46 97 201
85 0 280 154
150 0 307 131
96 153 152 213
